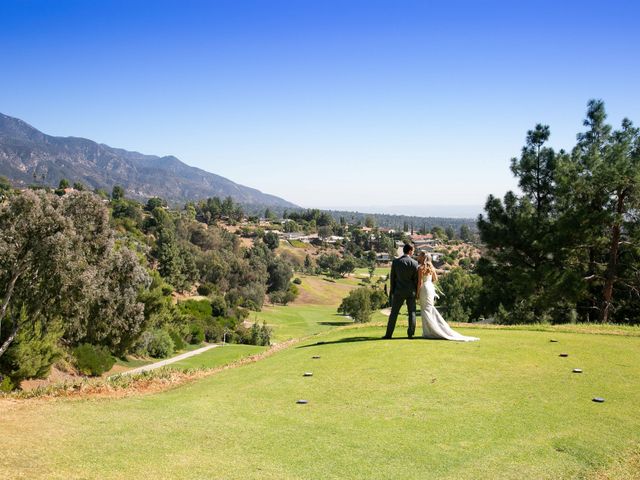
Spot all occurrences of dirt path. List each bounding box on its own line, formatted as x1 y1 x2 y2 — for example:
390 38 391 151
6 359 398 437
117 344 220 376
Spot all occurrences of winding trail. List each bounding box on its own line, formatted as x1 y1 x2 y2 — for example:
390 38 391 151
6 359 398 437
118 344 220 376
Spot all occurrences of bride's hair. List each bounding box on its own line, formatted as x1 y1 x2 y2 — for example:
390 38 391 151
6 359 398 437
418 252 438 282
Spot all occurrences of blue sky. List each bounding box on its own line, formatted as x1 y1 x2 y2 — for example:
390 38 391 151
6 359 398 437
1 0 639 215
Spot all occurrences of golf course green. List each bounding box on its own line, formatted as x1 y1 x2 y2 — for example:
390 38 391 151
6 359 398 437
2 323 639 479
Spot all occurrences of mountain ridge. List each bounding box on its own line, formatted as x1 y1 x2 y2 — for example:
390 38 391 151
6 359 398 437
0 112 297 208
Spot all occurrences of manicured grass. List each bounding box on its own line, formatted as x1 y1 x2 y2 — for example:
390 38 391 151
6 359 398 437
288 239 309 248
291 274 357 306
253 304 353 341
169 344 267 370
2 324 639 479
353 266 390 278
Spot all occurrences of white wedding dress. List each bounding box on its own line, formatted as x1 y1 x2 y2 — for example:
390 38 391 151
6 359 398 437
420 274 479 342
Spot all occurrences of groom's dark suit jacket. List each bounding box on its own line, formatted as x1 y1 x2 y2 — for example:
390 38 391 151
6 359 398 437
390 254 419 298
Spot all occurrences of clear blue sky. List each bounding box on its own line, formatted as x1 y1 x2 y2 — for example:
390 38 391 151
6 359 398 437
1 0 639 215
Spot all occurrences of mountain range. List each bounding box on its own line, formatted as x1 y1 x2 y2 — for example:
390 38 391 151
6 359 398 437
0 112 297 208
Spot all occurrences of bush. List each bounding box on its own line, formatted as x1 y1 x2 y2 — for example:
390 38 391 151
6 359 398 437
269 284 299 305
210 294 227 317
0 376 16 392
188 324 205 344
0 314 62 388
169 330 187 351
293 277 302 285
338 287 374 323
249 322 272 346
147 330 175 358
196 282 215 296
177 299 212 321
73 344 115 376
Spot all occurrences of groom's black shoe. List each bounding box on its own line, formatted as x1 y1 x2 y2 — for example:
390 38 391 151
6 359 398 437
381 335 392 339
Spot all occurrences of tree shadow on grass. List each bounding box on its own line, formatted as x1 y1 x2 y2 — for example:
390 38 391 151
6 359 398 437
297 336 409 348
318 314 354 326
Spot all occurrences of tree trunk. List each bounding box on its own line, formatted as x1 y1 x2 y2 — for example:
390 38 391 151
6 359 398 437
0 316 19 357
0 265 23 337
600 190 626 323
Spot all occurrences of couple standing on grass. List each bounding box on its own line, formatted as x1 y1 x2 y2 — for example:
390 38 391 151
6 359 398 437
383 243 479 342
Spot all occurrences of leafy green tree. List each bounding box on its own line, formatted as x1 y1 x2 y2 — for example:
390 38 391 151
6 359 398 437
437 269 483 322
0 308 62 389
339 288 371 322
0 176 13 200
111 185 125 200
459 225 472 242
263 231 280 250
283 220 300 233
557 100 640 322
146 197 166 212
317 253 341 277
365 216 375 228
304 254 313 274
267 258 293 292
318 225 333 242
478 100 640 324
445 226 456 240
0 191 149 385
431 226 446 239
338 257 356 277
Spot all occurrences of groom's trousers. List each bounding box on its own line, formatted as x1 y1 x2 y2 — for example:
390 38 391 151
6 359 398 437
385 292 417 338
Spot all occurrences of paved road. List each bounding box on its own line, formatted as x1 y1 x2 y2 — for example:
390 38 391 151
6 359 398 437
117 344 220 376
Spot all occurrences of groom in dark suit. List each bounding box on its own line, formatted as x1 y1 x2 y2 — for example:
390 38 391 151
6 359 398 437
384 243 419 339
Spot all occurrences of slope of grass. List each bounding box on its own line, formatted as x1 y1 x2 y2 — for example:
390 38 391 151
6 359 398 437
169 344 267 370
2 325 639 479
252 304 352 341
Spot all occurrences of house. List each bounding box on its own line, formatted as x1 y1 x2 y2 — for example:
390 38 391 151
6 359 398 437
410 233 434 242
410 233 438 251
376 252 391 263
326 235 345 244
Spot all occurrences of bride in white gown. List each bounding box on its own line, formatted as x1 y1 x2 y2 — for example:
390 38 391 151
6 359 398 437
417 252 479 342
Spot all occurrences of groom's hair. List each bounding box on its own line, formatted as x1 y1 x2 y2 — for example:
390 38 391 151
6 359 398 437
403 244 414 255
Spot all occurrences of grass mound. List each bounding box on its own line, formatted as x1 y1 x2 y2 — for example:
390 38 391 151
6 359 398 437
2 325 638 479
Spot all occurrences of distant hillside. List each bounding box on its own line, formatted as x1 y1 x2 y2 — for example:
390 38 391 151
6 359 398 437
0 112 297 208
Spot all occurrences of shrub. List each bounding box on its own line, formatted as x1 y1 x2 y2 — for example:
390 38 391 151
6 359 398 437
293 277 302 285
249 322 272 346
147 330 175 358
177 299 212 321
0 314 62 388
169 330 187 351
269 284 299 305
73 344 115 376
338 287 373 323
0 376 15 392
196 282 215 296
188 324 205 344
202 319 225 343
210 294 228 317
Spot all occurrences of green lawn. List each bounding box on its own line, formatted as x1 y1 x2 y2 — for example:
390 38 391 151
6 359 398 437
353 266 390 278
2 324 639 479
253 304 353 341
169 344 267 370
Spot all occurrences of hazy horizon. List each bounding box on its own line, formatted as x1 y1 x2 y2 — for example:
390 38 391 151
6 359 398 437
315 204 482 219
